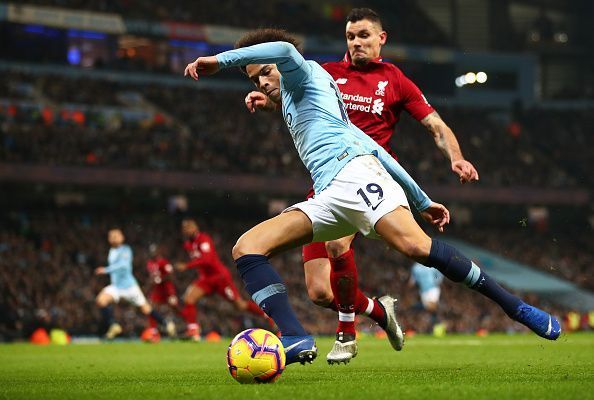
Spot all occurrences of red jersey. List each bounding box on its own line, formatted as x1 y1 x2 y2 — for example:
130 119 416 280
322 53 435 157
183 232 228 276
146 256 173 286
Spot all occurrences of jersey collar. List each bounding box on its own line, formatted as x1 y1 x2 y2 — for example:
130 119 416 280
342 51 383 69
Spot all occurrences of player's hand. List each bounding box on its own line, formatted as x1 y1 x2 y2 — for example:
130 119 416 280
451 160 479 184
245 91 276 113
175 262 187 272
168 296 178 307
420 202 450 233
95 267 106 275
184 56 219 80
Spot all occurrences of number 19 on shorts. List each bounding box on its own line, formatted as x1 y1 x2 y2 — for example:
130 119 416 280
357 183 385 211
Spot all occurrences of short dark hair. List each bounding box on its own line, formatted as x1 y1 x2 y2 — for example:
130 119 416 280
346 8 382 29
235 28 301 52
234 28 301 73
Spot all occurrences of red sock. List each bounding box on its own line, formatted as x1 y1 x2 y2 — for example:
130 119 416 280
180 303 197 325
355 295 387 328
330 248 358 335
148 315 158 329
246 300 267 317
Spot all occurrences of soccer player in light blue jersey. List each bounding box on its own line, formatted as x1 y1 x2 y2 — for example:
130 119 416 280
184 28 560 364
95 228 174 339
410 262 445 334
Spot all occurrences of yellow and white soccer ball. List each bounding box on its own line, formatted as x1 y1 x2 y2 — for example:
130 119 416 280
226 328 285 384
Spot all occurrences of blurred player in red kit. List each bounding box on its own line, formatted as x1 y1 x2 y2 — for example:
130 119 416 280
244 8 479 363
141 243 178 342
176 218 274 340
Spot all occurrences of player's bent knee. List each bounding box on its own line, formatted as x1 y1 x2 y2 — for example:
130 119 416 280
96 292 110 307
140 303 151 314
325 239 351 258
307 284 333 307
232 237 261 260
397 239 430 262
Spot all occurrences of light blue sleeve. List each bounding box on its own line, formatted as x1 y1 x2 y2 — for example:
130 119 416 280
215 41 309 90
104 247 132 273
371 144 432 212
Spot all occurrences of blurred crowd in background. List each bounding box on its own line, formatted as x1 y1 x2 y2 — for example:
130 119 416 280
1 72 592 188
1 0 593 342
0 208 592 341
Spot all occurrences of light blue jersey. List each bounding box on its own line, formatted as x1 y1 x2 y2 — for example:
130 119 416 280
105 244 137 289
411 262 443 294
216 42 432 211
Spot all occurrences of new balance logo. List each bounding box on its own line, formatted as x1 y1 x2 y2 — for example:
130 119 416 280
372 98 384 115
336 78 348 84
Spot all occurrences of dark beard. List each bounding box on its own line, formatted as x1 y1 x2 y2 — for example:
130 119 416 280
352 56 370 67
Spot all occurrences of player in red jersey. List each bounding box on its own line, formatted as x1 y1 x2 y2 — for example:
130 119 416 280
244 8 479 363
141 244 177 342
176 218 273 340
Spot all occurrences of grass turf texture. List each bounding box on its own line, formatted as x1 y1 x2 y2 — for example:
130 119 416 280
1 333 592 400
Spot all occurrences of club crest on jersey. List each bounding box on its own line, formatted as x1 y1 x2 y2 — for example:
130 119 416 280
375 80 388 96
336 78 348 84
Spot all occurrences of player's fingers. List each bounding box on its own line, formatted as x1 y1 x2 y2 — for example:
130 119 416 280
188 63 198 80
245 96 254 112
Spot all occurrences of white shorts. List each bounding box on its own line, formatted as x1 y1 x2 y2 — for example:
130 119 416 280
287 155 410 242
103 284 147 307
420 287 441 308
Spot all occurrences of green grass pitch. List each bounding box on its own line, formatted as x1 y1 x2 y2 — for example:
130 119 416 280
1 333 593 400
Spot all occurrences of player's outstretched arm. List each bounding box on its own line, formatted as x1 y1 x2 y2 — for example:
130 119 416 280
184 56 220 80
420 111 479 184
185 42 307 82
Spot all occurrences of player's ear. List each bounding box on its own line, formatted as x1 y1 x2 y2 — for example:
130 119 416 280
379 31 387 45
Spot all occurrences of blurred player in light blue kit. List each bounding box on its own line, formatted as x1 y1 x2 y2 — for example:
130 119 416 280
95 228 174 339
410 262 445 335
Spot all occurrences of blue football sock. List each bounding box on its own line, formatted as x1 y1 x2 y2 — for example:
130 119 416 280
149 309 166 326
236 254 307 336
100 305 114 331
426 239 522 317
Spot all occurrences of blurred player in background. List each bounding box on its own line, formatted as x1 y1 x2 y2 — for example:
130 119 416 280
176 218 274 341
409 262 445 335
244 8 479 363
141 243 178 343
95 228 174 339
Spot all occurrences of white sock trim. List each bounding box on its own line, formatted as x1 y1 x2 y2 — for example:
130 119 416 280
338 311 355 322
363 298 374 315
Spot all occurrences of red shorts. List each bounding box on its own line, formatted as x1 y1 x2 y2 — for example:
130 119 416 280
150 281 177 304
192 272 240 302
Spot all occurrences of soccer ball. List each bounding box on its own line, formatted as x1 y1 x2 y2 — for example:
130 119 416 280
226 328 285 384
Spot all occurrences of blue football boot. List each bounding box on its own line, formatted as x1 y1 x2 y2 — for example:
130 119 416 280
514 302 561 340
280 335 318 365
